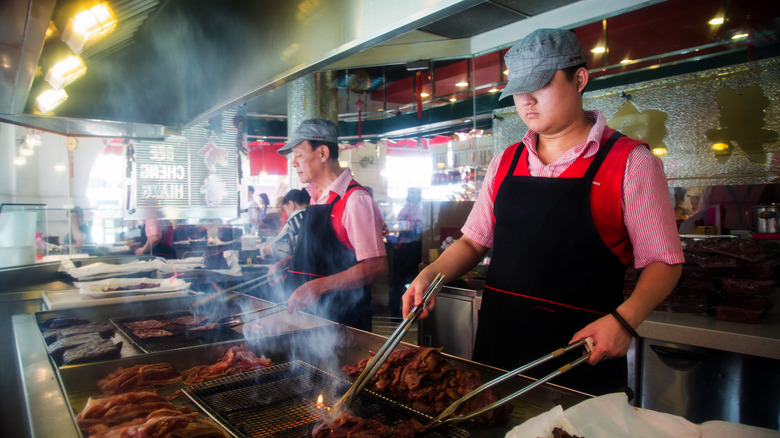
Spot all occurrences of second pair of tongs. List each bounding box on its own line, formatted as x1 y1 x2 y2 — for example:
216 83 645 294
193 269 285 308
331 273 446 416
217 300 288 328
424 337 595 430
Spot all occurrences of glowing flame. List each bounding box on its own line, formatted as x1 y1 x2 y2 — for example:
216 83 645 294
316 394 329 411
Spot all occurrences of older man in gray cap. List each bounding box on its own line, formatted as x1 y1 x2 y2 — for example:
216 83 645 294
402 29 683 395
272 118 387 331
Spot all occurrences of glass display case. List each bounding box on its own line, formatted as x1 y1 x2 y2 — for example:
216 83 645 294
0 203 47 268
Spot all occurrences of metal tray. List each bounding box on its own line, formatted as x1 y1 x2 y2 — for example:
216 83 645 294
183 360 469 438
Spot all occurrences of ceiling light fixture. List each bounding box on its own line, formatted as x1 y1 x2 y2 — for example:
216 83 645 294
25 134 41 148
708 17 724 25
55 161 67 172
731 33 749 40
45 55 87 89
591 46 606 54
420 92 430 98
455 81 468 87
13 156 26 166
62 2 118 54
620 59 632 64
35 88 68 114
18 146 34 157
449 97 457 102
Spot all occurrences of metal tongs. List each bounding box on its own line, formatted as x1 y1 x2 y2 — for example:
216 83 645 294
424 337 596 430
193 268 286 308
331 273 446 416
217 300 288 328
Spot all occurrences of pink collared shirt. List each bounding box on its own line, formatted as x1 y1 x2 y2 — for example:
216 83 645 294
306 168 387 262
462 111 684 269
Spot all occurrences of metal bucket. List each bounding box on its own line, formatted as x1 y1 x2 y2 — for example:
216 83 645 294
752 204 779 234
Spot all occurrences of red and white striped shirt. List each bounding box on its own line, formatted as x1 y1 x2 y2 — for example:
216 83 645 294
306 168 387 262
462 111 684 268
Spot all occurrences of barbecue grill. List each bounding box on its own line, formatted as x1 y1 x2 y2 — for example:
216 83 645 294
14 293 589 438
183 360 469 438
111 311 245 353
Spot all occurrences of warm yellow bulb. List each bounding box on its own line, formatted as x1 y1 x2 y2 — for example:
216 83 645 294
711 142 729 152
489 88 499 93
35 88 68 113
591 46 606 54
455 81 468 87
62 2 117 53
420 92 430 98
708 17 724 25
46 55 87 89
731 33 749 40
651 147 668 157
449 97 457 102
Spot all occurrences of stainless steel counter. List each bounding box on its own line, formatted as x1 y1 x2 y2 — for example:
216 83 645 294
11 292 590 438
638 311 780 360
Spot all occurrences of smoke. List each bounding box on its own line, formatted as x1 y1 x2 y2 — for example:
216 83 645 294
81 1 258 126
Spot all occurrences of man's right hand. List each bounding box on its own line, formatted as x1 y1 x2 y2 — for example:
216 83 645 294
267 256 292 286
401 271 439 319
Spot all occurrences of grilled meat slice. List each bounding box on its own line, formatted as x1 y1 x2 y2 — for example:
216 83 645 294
62 339 122 365
42 321 115 344
124 319 167 330
132 328 174 339
97 363 182 394
168 315 209 326
46 332 103 358
181 346 272 384
39 316 90 330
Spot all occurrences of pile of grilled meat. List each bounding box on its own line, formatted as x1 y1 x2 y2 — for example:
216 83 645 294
342 346 511 428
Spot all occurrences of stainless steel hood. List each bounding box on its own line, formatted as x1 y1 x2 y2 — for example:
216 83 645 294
0 0 487 137
0 0 657 138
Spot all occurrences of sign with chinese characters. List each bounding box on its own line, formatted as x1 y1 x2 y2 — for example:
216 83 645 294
137 144 187 201
132 110 239 218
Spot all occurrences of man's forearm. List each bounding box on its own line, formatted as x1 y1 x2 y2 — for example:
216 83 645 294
311 256 388 294
618 261 682 328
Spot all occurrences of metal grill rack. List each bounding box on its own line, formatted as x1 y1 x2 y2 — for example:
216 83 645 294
183 361 469 438
111 311 244 353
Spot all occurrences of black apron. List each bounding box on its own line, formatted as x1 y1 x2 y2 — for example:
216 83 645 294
285 184 372 331
473 132 628 395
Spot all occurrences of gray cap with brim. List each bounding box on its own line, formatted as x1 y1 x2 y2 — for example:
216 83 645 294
277 118 339 155
499 28 587 100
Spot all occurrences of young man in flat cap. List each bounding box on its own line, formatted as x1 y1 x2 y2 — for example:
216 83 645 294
402 28 683 394
273 118 387 331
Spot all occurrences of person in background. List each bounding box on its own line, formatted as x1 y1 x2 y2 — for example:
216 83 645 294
271 118 387 331
258 193 270 223
260 189 310 261
134 216 175 259
389 187 423 318
63 206 91 245
402 28 683 395
247 185 261 236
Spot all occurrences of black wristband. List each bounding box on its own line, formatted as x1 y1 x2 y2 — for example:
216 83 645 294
611 310 640 339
